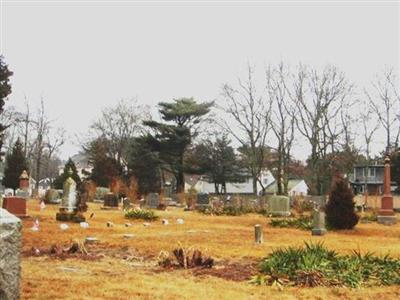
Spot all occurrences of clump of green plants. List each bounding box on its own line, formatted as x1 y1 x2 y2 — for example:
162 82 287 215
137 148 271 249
251 242 400 288
359 211 378 223
269 216 312 231
197 205 249 216
125 208 159 221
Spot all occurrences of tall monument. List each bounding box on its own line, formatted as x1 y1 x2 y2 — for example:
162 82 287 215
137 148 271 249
56 168 85 222
377 156 397 225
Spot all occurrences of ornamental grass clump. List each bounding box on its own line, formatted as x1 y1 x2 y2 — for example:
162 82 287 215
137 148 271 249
256 242 400 288
325 176 359 230
269 216 312 231
125 208 159 221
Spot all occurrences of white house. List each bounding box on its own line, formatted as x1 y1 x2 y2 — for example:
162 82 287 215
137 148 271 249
264 179 309 196
186 170 276 195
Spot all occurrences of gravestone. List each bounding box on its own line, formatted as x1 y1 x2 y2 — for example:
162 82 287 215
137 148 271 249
312 209 327 236
268 195 290 216
254 224 263 244
2 197 28 218
44 189 62 204
0 208 22 300
311 196 327 210
146 193 159 208
56 168 85 222
122 197 132 210
15 170 30 198
196 193 210 207
102 193 119 208
168 194 179 206
3 170 32 217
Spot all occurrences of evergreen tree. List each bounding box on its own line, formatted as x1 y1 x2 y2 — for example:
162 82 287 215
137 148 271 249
188 134 244 194
144 98 213 193
2 138 28 190
128 136 161 195
0 56 13 156
326 175 359 230
86 138 122 187
53 158 81 189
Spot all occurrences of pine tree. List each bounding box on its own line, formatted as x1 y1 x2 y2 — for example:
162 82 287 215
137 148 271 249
326 175 359 230
143 98 213 193
86 138 122 187
0 56 13 157
128 136 161 195
53 158 81 189
2 138 28 190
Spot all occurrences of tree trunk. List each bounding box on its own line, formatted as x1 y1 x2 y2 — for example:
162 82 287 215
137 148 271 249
176 171 185 194
252 175 258 196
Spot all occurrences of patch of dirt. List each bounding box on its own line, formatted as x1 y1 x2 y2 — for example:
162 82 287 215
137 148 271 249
191 260 259 282
22 242 152 263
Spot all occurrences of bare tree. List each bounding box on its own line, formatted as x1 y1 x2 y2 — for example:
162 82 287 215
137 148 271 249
43 127 66 183
288 64 353 195
221 65 272 195
266 63 296 195
30 99 51 191
366 68 400 153
90 99 150 169
359 99 379 162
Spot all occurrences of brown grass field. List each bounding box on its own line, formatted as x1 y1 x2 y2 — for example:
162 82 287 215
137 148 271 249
20 200 400 300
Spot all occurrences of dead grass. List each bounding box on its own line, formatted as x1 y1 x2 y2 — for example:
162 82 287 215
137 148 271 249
21 200 400 299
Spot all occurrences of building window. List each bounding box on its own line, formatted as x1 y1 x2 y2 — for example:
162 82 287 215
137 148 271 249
263 178 268 185
368 168 375 178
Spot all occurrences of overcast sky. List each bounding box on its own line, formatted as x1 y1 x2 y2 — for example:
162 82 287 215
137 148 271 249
1 1 399 160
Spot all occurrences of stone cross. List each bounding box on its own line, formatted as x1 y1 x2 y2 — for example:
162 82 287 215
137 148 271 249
377 156 397 225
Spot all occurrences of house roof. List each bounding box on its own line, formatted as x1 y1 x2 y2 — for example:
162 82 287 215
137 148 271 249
264 179 305 194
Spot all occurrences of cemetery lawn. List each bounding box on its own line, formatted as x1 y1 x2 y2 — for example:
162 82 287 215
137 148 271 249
21 201 400 300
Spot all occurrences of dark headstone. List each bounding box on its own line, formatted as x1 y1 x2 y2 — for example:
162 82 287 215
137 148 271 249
103 193 119 208
146 193 159 208
196 193 209 206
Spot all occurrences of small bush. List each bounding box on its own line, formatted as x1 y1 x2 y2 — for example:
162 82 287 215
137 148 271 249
360 211 378 223
326 176 359 230
197 205 252 216
269 216 312 231
257 242 400 288
125 208 159 221
292 197 314 214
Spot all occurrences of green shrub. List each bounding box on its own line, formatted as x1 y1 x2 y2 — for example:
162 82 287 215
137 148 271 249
197 205 252 216
95 187 110 200
125 208 159 221
257 242 400 288
269 216 312 231
360 212 378 223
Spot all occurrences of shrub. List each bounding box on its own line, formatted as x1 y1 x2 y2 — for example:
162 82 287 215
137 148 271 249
257 242 400 288
325 176 359 230
125 208 159 221
269 216 312 231
197 205 253 216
